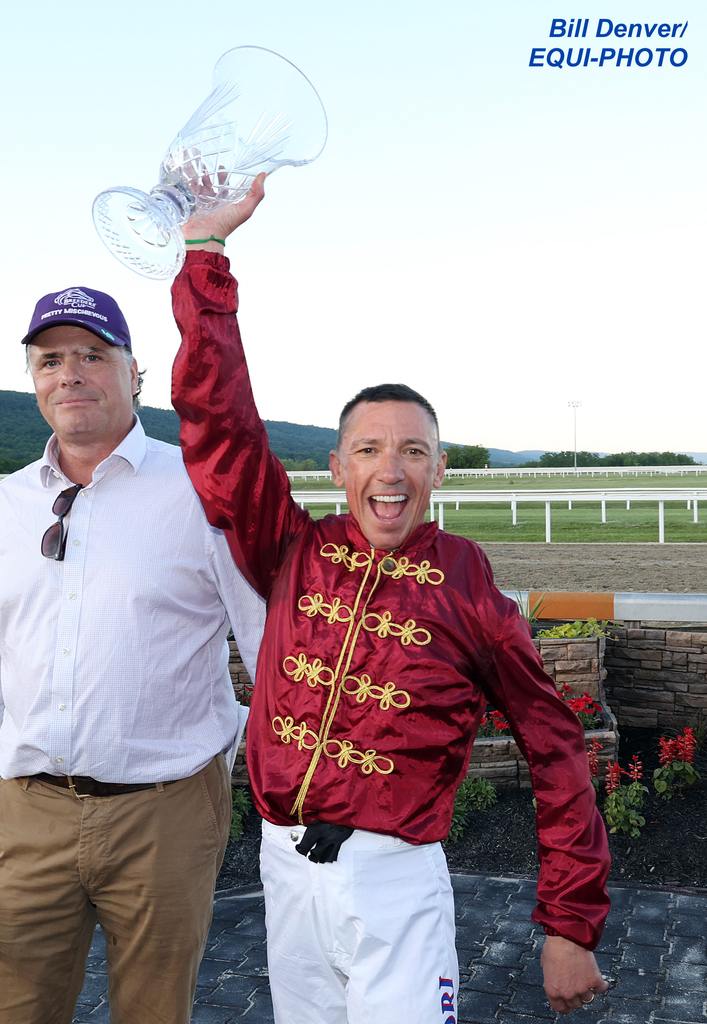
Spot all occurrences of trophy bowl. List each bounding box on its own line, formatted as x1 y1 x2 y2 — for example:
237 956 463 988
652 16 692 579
93 46 328 279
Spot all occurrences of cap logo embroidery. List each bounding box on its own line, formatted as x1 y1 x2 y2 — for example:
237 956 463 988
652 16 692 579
54 288 96 309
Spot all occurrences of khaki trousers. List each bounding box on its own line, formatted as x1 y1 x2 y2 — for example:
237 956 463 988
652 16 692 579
0 755 231 1024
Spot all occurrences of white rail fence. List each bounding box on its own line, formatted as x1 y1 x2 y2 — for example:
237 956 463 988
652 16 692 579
3 473 704 544
286 465 707 482
291 487 707 544
4 467 705 485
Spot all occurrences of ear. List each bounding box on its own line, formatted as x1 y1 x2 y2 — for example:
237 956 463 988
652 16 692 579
329 449 345 487
26 344 38 378
433 448 447 488
130 356 139 393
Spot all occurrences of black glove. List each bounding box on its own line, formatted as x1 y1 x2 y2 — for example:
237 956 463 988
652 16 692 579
295 821 354 863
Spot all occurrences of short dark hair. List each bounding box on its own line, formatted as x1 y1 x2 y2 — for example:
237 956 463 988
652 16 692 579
337 383 439 449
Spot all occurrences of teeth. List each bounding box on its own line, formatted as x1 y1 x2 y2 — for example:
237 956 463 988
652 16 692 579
371 495 407 503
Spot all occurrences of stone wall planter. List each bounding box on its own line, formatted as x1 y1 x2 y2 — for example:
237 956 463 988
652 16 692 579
533 635 608 702
605 625 707 730
468 706 619 789
465 633 616 789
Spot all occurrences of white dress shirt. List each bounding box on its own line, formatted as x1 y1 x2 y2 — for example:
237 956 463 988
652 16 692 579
0 418 265 782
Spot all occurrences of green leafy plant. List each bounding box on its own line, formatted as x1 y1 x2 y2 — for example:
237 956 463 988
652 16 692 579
691 712 707 753
653 727 700 800
603 756 648 838
230 785 252 841
537 618 612 639
515 591 546 627
448 777 498 843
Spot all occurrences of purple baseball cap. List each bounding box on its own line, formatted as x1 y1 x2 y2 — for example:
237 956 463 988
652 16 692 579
21 285 132 350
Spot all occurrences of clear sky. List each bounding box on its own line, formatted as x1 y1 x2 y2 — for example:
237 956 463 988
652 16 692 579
3 0 705 453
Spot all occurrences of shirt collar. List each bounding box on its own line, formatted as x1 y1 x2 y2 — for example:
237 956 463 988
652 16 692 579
39 416 147 488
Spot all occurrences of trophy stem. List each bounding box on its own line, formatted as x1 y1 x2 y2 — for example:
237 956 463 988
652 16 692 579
149 183 196 228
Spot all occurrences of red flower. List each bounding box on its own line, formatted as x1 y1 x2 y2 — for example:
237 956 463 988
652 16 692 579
479 709 510 736
658 736 678 765
605 760 622 795
560 688 601 722
490 710 509 728
627 754 643 782
676 726 697 764
658 728 697 766
587 739 603 778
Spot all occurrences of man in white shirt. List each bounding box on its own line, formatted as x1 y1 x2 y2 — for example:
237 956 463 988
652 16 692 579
0 282 264 1024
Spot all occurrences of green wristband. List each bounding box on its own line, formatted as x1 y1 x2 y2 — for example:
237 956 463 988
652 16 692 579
184 236 226 246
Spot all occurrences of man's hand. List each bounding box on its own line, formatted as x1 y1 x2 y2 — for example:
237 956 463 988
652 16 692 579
541 934 609 1014
295 822 354 863
181 172 266 249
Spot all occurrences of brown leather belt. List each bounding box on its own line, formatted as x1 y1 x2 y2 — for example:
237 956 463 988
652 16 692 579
33 773 175 798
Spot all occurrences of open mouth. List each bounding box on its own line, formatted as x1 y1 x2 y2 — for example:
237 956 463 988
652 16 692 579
369 494 408 521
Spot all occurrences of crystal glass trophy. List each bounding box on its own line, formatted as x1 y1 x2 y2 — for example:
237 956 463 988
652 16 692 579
93 46 328 279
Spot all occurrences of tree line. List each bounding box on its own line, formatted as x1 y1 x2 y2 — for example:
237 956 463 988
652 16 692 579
0 390 697 474
522 450 697 468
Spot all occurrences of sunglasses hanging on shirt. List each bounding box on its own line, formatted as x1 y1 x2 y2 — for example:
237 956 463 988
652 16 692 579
41 484 83 561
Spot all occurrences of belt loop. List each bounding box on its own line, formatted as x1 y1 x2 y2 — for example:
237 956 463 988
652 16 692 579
67 775 88 800
20 776 31 792
155 781 164 793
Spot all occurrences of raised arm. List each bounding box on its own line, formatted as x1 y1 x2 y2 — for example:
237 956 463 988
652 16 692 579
171 176 308 597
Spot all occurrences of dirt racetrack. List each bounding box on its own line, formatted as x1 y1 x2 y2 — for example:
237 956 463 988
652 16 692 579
479 542 707 593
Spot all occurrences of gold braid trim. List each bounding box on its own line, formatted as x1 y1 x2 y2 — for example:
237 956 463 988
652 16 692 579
290 553 377 820
380 554 445 586
283 653 335 690
320 543 373 572
272 716 319 751
297 593 353 625
361 609 432 647
341 673 411 711
322 738 394 775
272 717 394 776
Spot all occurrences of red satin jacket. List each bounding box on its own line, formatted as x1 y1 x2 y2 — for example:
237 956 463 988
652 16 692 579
171 252 610 949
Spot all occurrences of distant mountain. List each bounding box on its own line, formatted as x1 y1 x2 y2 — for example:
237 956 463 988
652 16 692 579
260 419 337 465
2 390 527 472
3 389 699 473
0 390 340 471
487 448 545 467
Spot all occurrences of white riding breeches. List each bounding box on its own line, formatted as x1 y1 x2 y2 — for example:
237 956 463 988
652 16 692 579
260 820 459 1024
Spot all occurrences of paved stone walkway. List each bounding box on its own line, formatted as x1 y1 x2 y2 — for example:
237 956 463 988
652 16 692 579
73 875 707 1023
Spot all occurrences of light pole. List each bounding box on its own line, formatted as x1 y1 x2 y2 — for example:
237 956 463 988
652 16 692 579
568 400 581 473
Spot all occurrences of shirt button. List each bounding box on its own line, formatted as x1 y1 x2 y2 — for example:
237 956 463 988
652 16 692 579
62 648 71 656
55 756 64 764
58 704 66 711
73 539 81 547
68 593 77 600
290 831 299 843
